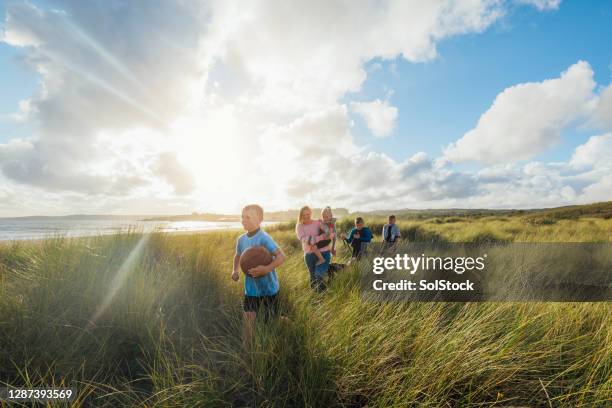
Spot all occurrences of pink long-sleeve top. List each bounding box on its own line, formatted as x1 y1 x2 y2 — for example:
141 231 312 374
295 220 333 253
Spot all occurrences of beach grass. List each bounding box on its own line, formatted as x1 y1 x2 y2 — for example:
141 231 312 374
0 216 611 407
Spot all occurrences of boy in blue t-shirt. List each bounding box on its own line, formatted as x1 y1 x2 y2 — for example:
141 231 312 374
232 204 285 347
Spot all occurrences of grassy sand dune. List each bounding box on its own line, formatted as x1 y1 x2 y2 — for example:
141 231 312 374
0 217 611 407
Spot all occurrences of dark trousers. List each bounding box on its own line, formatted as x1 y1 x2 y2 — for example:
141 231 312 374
351 239 363 258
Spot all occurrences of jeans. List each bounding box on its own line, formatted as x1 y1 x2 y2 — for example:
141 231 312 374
304 250 331 292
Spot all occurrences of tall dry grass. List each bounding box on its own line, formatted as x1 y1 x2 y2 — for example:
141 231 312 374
0 217 610 407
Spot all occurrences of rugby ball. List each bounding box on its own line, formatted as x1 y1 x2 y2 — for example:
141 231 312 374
239 246 273 275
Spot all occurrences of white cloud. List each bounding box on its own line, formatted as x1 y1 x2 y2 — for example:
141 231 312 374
258 105 612 210
0 0 208 195
350 99 398 137
3 0 606 216
566 134 612 203
257 107 482 210
515 0 561 11
570 133 612 169
468 134 612 207
8 99 36 122
1 0 514 214
444 61 597 164
580 176 612 202
589 83 612 130
202 0 507 115
152 152 195 195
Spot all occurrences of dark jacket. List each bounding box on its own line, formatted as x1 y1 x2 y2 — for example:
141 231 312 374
345 227 373 244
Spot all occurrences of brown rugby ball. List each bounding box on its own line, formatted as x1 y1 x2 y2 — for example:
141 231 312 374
239 245 273 275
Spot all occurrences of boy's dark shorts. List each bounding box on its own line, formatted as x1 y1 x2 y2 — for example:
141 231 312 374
243 293 280 320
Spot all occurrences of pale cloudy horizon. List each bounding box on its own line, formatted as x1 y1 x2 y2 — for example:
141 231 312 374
0 0 611 217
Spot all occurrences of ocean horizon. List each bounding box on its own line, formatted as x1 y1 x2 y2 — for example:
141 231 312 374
0 218 276 241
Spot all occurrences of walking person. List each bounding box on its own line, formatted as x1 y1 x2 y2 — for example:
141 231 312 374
295 206 333 292
341 217 373 261
382 215 401 252
231 204 285 348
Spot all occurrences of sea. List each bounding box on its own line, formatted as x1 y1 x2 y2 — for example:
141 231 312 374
0 218 275 241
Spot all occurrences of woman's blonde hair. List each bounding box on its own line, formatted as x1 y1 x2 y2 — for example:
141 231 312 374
297 206 312 225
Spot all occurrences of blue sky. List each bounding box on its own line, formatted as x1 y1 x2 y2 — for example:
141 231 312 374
0 0 611 216
0 42 38 141
347 0 612 163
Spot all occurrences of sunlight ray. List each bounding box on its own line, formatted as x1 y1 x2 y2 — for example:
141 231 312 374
57 13 151 96
42 48 167 126
87 233 151 328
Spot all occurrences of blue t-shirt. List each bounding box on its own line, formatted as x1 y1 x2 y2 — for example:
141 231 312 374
236 229 280 297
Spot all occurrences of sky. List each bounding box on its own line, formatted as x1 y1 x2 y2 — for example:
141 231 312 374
0 0 611 216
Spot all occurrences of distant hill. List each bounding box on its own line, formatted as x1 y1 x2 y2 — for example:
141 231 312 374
357 208 519 219
351 201 612 221
3 202 610 223
523 201 612 224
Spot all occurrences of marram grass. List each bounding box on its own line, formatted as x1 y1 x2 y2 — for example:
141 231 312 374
0 217 610 407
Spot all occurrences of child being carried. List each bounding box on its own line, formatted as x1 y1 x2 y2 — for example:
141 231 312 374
310 206 336 266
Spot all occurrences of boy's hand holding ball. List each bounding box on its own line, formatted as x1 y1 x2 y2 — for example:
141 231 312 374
248 265 270 277
239 246 273 278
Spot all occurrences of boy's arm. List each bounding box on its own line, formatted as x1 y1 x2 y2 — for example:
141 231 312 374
248 248 285 277
232 252 240 281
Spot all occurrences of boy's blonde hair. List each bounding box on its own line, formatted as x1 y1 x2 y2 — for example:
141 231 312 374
297 206 312 225
243 204 264 221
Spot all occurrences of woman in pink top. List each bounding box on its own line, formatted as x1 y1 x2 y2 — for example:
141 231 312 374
295 205 333 292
